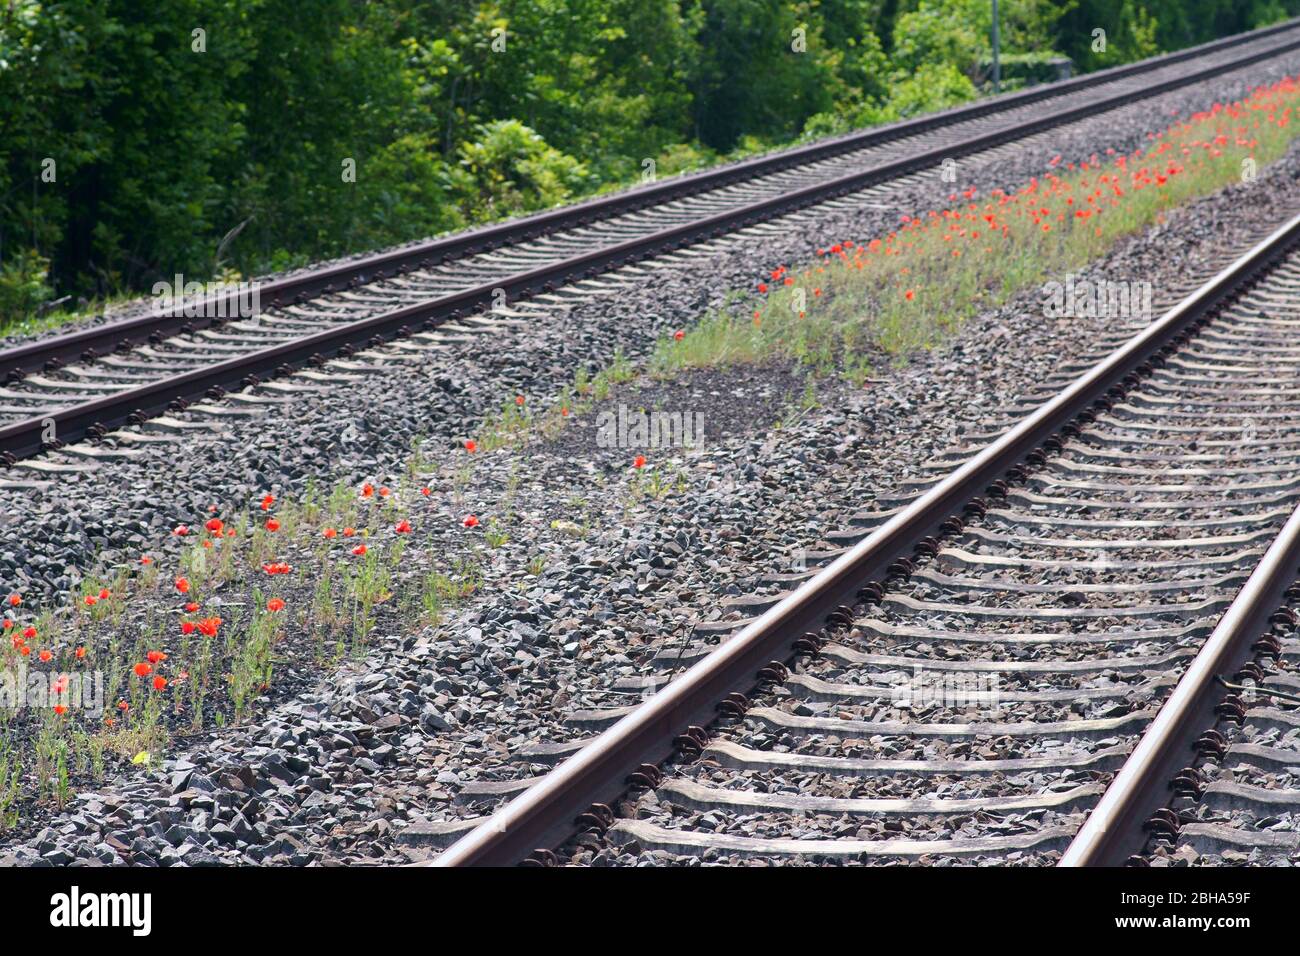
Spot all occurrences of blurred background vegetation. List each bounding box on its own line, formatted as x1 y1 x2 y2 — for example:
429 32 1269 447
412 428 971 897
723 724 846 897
1 0 1296 322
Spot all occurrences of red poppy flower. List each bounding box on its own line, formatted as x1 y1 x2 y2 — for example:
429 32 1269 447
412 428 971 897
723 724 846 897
561 407 570 417
185 601 199 612
904 289 915 301
464 440 477 453
342 527 356 537
421 487 431 496
267 598 285 612
175 577 189 594
205 518 223 534
515 395 525 406
351 544 367 556
54 704 67 716
39 649 51 662
7 594 20 607
633 455 646 469
196 617 221 637
261 494 275 511
361 483 374 498
18 645 29 657
265 519 280 532
757 282 768 294
673 330 684 341
181 621 196 635
140 555 153 565
323 528 337 539
202 540 213 549
146 650 167 664
0 619 10 630
462 514 479 528
134 662 152 677
75 647 86 659
22 626 36 640
152 676 167 691
379 486 390 497
83 595 97 606
394 520 411 534
98 588 110 600
173 525 189 536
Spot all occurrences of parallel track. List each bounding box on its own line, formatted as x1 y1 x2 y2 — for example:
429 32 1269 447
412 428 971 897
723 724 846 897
431 211 1300 867
5 20 1300 465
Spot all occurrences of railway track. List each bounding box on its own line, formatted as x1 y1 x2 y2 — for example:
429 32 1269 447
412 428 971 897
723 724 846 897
429 210 1300 867
4 19 1300 467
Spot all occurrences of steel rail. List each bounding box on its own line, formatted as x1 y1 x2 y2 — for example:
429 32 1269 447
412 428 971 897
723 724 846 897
8 33 1300 465
1059 501 1300 867
429 210 1300 867
3 17 1299 382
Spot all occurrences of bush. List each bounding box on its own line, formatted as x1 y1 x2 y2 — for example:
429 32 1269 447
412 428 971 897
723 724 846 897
457 120 591 218
0 250 53 325
883 63 979 119
652 141 721 179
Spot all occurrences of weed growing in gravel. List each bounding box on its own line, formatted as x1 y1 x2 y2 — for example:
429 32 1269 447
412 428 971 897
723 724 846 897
72 729 107 785
0 472 465 825
655 74 1300 371
629 461 689 501
573 348 636 403
841 352 877 388
418 573 448 625
0 740 22 831
343 545 393 647
229 595 278 722
535 387 575 440
452 462 474 505
310 565 342 652
33 713 71 809
484 518 510 549
406 436 434 478
478 395 533 451
416 561 481 626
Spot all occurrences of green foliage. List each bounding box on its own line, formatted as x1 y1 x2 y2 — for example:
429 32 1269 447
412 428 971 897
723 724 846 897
1057 0 1297 72
0 249 53 318
459 120 590 215
3 0 1296 326
883 61 979 118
